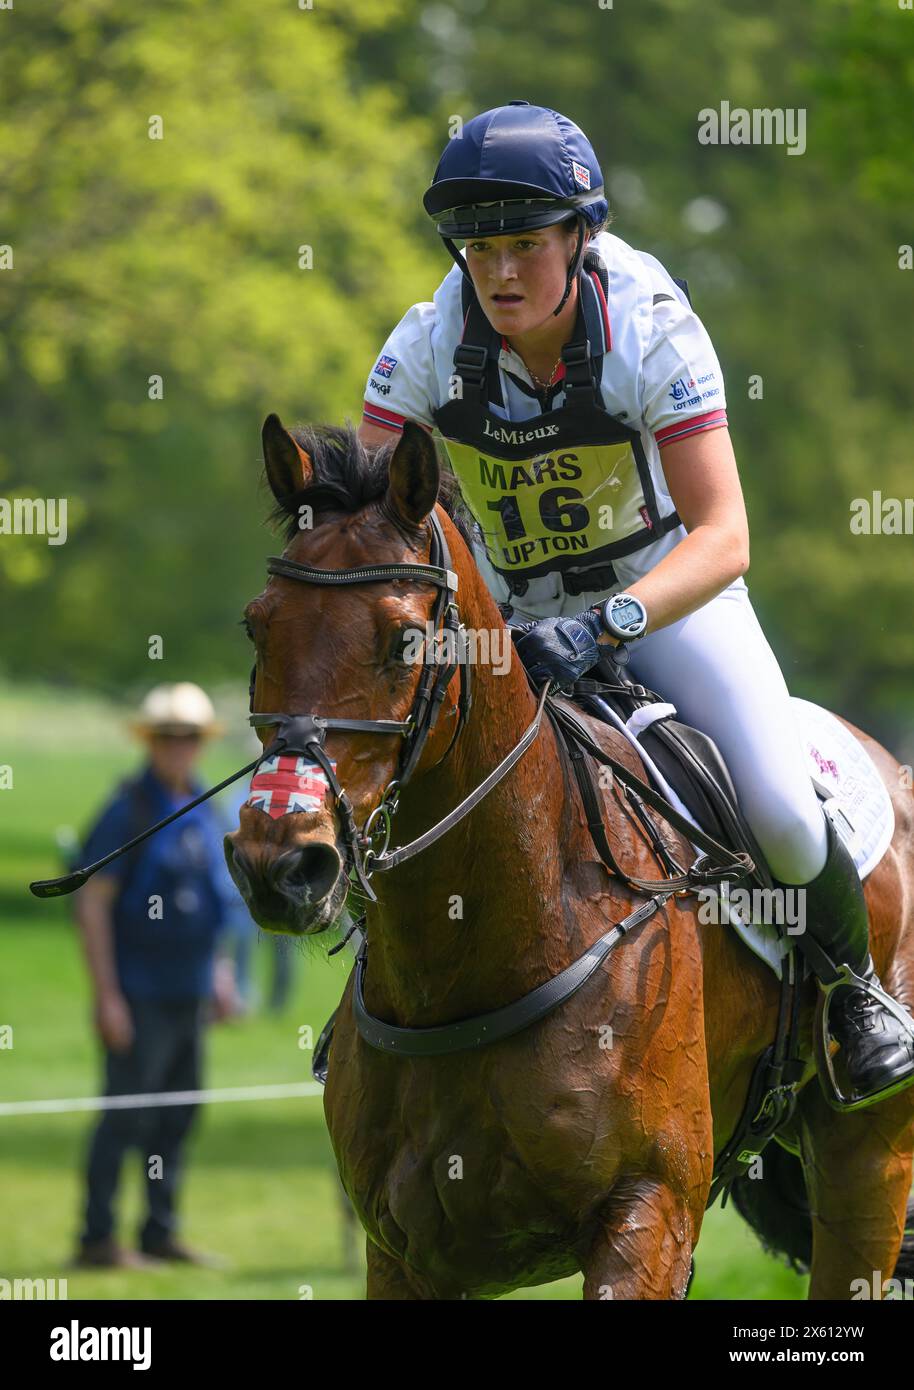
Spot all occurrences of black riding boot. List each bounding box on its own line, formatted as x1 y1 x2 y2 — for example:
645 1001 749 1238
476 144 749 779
791 816 914 1105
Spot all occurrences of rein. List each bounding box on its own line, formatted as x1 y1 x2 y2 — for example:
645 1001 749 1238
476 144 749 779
243 506 754 1057
29 506 753 1069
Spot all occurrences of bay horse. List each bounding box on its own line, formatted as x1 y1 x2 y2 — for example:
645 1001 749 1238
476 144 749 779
226 414 914 1299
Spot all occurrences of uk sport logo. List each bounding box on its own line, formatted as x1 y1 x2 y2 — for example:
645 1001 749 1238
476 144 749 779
374 354 398 379
246 755 337 818
571 161 591 190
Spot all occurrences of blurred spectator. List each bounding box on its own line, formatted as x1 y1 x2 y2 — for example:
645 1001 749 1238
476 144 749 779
72 682 238 1269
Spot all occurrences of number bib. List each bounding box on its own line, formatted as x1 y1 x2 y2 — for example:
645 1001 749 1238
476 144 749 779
433 397 678 583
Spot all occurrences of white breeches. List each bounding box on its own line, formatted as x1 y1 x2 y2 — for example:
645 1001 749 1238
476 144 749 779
495 564 829 885
621 579 828 884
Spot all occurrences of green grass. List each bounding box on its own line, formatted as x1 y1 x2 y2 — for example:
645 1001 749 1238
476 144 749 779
0 682 808 1299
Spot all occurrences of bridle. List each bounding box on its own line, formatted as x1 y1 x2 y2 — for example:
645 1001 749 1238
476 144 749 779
247 510 478 902
247 509 567 910
30 505 550 903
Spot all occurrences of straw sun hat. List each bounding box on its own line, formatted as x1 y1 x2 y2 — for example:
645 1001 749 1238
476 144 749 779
130 682 225 738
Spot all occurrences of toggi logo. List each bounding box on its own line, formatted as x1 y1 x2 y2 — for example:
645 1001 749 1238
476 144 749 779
809 745 839 779
482 420 561 446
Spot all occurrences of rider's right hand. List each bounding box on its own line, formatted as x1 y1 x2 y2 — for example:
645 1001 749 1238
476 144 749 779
512 612 604 688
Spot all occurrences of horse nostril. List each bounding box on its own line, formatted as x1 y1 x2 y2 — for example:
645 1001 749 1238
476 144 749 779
224 838 253 899
278 842 342 904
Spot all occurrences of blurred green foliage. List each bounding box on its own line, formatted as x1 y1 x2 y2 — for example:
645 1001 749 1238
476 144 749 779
0 0 911 738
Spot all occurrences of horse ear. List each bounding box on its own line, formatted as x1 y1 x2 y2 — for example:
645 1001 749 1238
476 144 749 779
262 414 313 504
385 421 440 528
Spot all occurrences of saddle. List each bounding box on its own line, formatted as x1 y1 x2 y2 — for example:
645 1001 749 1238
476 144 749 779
572 653 775 891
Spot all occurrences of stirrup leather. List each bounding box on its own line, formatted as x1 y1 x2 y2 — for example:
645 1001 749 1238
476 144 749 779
815 963 914 1112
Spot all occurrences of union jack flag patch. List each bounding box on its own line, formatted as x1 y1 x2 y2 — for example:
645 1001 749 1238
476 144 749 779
571 161 591 190
246 754 337 819
373 354 398 379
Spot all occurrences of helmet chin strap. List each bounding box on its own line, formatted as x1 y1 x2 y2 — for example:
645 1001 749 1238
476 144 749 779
442 237 474 284
552 212 587 316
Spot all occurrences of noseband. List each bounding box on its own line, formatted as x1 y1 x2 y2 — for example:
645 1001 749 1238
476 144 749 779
248 510 474 902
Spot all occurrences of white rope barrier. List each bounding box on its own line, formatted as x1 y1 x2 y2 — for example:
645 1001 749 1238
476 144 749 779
0 1081 324 1117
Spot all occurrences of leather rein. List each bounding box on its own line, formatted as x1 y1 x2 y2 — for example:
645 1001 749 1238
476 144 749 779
248 508 754 1057
31 506 754 1061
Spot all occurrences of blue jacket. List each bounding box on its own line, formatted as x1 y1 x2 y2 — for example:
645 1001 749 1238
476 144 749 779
81 765 234 1000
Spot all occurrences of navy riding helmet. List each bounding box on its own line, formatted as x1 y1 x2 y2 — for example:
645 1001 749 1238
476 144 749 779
423 100 608 316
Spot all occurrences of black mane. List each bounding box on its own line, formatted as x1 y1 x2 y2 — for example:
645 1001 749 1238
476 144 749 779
267 423 473 549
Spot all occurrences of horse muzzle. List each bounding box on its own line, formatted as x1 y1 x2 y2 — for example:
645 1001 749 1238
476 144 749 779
223 831 348 935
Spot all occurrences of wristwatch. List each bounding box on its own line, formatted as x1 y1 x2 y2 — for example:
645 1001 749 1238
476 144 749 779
595 592 648 644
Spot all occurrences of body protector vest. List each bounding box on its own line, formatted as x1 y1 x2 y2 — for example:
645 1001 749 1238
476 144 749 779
432 250 688 599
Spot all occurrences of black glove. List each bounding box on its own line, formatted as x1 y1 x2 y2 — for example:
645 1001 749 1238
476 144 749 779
512 610 604 688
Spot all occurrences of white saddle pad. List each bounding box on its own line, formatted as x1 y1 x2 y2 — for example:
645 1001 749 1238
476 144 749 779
613 696 896 978
791 698 895 880
725 700 896 975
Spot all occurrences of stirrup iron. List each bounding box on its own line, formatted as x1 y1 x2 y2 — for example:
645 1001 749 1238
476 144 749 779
815 962 914 1112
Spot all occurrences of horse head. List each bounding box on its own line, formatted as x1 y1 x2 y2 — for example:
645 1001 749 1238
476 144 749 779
224 413 476 935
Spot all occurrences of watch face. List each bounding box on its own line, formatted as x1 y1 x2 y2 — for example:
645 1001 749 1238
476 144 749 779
612 600 643 631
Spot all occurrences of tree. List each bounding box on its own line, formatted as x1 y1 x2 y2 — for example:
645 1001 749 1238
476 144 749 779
0 0 439 691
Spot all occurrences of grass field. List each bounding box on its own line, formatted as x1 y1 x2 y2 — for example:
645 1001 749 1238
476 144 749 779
0 681 808 1299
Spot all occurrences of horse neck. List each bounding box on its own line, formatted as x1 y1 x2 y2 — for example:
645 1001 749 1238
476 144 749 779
361 541 576 1022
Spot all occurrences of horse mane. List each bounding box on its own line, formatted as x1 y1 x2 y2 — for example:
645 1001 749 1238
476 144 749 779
267 423 474 550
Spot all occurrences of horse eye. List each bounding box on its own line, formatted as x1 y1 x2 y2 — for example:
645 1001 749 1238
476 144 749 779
391 626 423 664
239 617 255 644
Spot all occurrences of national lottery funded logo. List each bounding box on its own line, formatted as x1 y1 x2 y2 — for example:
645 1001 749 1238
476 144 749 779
668 372 719 412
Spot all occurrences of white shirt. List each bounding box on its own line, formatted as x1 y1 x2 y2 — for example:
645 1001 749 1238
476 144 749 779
362 230 728 618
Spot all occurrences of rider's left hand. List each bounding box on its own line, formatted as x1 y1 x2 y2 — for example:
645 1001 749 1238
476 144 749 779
512 610 605 688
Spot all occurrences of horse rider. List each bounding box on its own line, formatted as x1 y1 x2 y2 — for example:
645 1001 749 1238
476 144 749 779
357 100 914 1107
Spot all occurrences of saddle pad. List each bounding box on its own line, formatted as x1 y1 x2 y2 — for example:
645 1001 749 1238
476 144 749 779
791 698 895 881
